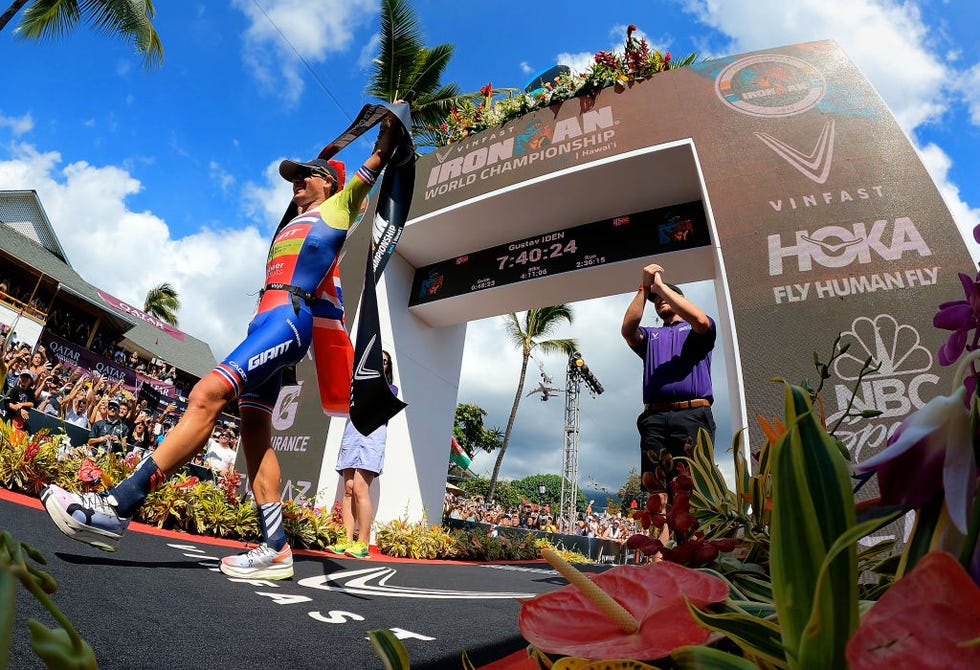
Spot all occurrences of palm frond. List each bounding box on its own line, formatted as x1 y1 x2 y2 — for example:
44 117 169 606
526 304 574 339
17 0 163 67
408 43 456 99
368 0 424 102
15 0 80 39
503 313 527 349
536 338 578 357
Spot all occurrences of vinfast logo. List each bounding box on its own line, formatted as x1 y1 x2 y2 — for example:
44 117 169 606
768 217 932 276
756 120 835 184
248 340 292 370
424 106 616 195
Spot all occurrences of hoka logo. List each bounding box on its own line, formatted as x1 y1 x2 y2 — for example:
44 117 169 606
248 341 292 370
768 217 931 276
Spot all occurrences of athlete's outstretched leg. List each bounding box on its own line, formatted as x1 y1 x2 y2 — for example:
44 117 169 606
218 405 293 579
41 373 234 552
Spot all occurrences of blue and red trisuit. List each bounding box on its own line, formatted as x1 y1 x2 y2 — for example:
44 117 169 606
213 165 379 416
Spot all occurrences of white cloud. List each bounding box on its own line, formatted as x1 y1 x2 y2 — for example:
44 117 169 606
680 0 980 259
0 112 33 136
208 160 235 195
231 0 377 104
557 51 595 77
0 142 269 359
359 33 381 69
458 285 735 492
683 0 947 132
961 61 980 126
917 141 980 255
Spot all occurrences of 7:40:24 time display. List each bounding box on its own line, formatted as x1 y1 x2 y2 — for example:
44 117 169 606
496 240 578 270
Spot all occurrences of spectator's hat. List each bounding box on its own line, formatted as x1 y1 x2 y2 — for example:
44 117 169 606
646 282 684 303
18 370 33 379
107 398 120 410
278 158 346 191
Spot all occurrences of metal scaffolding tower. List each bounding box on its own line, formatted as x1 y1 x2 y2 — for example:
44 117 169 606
558 352 603 532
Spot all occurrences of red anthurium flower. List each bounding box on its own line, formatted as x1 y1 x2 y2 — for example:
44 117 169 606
23 438 41 462
173 477 199 490
846 551 980 668
78 458 103 483
854 384 976 533
518 562 727 660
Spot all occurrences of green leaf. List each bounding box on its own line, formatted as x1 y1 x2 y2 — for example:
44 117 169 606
368 629 411 670
672 645 761 669
686 601 787 667
27 621 97 670
731 573 774 604
1 570 14 668
770 383 857 669
799 508 903 661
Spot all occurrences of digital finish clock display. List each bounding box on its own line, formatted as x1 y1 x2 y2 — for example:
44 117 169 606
409 200 709 306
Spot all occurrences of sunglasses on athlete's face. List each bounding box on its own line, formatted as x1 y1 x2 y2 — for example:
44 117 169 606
298 170 331 183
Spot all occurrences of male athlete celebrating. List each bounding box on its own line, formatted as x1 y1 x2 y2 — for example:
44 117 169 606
42 113 403 580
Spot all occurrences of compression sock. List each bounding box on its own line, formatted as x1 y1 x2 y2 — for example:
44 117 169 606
259 501 287 551
107 456 165 517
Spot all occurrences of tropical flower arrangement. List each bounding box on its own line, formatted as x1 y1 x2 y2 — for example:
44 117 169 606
430 24 697 147
0 424 585 564
0 426 344 550
502 236 980 667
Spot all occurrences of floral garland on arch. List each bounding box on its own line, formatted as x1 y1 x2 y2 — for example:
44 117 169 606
428 24 698 147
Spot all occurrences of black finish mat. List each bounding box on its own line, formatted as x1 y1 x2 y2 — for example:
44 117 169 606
2 496 586 670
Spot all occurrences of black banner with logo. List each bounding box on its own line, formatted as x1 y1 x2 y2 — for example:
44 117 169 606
349 255 408 435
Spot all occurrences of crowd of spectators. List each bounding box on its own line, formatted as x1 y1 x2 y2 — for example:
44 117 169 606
443 493 640 541
1 273 188 394
0 276 49 319
1 333 239 478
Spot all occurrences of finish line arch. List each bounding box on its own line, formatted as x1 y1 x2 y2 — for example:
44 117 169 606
269 40 972 526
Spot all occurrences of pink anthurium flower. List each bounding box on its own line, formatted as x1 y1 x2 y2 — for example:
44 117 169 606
78 458 103 483
854 381 976 534
846 551 980 668
518 561 728 660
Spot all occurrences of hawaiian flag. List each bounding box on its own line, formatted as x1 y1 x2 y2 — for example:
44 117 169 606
450 436 472 469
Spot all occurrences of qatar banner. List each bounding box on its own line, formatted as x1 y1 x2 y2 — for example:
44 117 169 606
96 289 186 342
40 332 176 399
410 40 973 489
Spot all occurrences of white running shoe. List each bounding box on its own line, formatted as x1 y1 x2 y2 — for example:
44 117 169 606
219 542 294 580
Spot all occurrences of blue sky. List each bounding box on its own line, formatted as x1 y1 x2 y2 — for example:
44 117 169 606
2 0 979 493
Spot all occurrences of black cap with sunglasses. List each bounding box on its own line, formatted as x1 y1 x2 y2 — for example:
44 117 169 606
278 158 340 188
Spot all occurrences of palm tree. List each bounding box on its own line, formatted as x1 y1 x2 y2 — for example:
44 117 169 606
0 0 163 68
366 0 478 147
143 282 180 326
486 305 577 502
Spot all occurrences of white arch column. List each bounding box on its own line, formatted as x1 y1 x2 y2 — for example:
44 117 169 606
315 250 467 524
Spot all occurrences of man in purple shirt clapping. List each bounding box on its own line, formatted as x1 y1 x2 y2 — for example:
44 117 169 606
621 263 716 496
